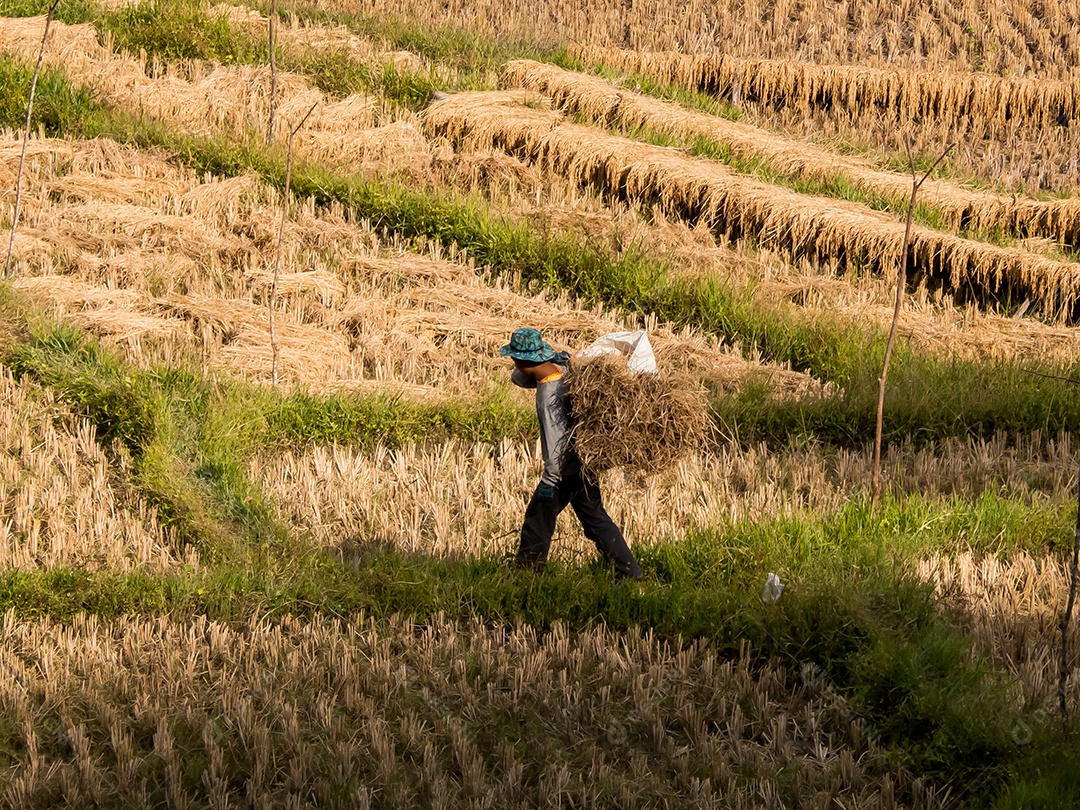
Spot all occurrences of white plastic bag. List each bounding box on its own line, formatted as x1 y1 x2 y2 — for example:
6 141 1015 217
577 330 658 375
761 572 785 603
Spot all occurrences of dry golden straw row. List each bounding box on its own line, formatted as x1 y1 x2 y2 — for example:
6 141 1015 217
565 355 711 475
504 59 1080 246
577 47 1080 139
425 92 1080 318
753 269 1080 365
0 610 948 808
251 431 1078 563
572 46 1080 195
0 370 183 572
140 0 1080 189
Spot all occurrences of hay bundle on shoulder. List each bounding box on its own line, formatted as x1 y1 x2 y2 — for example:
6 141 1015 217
564 332 710 475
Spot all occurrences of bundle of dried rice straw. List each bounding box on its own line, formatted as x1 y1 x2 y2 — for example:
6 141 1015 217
565 355 711 475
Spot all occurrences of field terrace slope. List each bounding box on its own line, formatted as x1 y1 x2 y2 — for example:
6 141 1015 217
0 369 183 572
503 59 1080 247
0 611 942 808
2 135 815 401
253 431 1080 718
4 15 1080 363
0 4 1077 804
424 91 1080 319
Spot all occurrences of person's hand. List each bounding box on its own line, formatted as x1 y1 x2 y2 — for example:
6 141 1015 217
536 481 556 502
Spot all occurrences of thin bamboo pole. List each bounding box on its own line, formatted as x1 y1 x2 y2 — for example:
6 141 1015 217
872 139 953 509
270 101 318 387
266 0 277 147
4 0 60 280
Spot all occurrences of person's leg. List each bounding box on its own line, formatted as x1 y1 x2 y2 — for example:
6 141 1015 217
516 481 571 571
568 477 643 580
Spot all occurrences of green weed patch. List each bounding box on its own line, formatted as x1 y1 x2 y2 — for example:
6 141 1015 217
0 59 103 135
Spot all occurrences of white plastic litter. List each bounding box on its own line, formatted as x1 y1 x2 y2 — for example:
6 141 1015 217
577 330 658 375
761 572 785 603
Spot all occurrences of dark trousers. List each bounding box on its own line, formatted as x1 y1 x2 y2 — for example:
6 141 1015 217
517 474 643 579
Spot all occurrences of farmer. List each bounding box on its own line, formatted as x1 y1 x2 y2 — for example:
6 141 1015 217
500 327 644 581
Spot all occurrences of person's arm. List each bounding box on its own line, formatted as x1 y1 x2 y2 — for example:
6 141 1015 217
537 376 573 487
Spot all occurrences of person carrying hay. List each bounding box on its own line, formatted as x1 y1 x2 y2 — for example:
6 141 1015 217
500 327 644 581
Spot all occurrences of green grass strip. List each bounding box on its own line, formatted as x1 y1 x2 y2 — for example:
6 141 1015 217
264 0 562 86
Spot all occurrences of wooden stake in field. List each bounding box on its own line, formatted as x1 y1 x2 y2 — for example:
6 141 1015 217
872 139 953 509
266 0 277 147
3 0 60 280
270 102 317 387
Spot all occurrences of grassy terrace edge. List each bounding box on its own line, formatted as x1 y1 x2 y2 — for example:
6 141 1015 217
0 0 443 109
0 297 534 557
136 126 1080 446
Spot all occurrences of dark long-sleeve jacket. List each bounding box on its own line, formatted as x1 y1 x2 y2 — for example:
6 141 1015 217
512 364 581 485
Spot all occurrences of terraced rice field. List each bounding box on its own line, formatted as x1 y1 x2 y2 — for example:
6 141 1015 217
0 0 1078 807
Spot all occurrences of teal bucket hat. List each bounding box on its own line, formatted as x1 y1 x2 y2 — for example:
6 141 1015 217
499 328 556 363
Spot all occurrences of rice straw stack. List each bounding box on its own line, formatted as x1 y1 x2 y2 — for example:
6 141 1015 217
564 355 710 475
